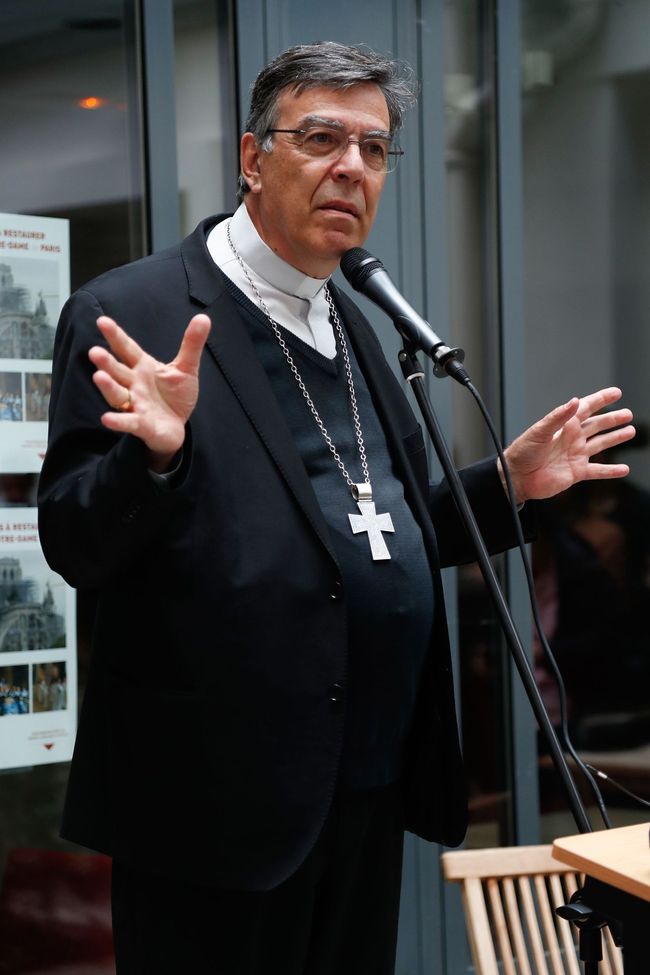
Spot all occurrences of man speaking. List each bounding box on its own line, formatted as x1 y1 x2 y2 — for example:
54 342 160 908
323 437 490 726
38 41 634 975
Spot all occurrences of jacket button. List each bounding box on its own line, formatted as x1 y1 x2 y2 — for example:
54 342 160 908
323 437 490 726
121 500 143 524
329 683 345 710
329 580 343 601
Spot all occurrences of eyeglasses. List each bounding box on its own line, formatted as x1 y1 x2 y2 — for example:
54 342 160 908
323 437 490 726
266 125 404 174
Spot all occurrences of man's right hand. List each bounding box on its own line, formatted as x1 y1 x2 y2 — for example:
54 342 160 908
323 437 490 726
88 314 212 473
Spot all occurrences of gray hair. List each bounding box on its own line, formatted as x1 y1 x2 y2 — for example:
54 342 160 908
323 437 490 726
237 41 418 200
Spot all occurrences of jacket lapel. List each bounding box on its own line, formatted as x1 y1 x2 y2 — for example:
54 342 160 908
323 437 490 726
181 218 339 567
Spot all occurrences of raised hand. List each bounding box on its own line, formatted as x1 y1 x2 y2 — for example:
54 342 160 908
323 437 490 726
88 314 211 472
501 387 635 505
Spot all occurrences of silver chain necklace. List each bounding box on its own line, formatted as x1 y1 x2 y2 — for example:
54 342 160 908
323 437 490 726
226 220 395 561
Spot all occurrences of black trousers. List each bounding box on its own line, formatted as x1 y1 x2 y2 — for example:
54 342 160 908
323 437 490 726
111 783 405 975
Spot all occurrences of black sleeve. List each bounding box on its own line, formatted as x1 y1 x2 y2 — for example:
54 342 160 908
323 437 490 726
37 289 192 589
429 456 537 568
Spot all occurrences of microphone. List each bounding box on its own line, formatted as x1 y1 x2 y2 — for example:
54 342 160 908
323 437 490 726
340 248 469 383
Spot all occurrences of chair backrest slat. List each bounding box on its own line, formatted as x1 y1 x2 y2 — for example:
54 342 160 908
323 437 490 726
518 875 551 975
502 876 534 975
534 873 565 975
441 844 624 975
604 927 624 975
462 876 499 975
548 874 581 975
486 878 518 975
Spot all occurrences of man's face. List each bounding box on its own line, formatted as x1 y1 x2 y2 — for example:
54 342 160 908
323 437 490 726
241 83 391 277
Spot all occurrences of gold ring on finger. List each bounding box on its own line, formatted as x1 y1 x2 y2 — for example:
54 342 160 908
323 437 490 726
117 390 132 412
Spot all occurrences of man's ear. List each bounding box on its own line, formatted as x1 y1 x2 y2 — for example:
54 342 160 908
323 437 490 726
240 133 263 194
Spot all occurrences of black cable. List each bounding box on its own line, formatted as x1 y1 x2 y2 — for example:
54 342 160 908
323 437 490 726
585 763 650 810
464 379 612 829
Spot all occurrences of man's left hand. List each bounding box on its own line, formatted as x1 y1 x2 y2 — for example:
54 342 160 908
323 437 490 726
500 387 635 505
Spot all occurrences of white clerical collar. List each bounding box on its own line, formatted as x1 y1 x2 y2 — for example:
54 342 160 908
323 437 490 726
229 204 329 301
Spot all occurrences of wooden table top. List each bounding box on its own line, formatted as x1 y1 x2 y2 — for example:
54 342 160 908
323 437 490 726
552 822 650 903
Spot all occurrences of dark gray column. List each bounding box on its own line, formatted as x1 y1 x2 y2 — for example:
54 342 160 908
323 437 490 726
141 0 181 251
494 0 540 844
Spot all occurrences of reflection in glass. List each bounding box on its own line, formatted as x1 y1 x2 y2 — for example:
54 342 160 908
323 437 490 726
0 6 143 971
444 0 512 849
0 3 146 289
522 0 650 836
174 0 238 235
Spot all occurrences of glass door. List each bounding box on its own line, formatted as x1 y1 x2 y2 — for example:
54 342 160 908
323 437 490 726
0 4 145 971
520 0 650 838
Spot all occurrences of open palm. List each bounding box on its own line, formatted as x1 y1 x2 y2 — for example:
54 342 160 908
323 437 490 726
503 388 635 504
88 314 212 469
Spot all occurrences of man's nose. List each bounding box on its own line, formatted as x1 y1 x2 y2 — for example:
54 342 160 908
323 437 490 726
331 140 366 179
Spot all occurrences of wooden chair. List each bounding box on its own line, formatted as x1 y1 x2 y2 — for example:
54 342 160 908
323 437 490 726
441 844 623 975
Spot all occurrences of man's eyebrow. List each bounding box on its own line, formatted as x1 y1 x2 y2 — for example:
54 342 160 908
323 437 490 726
297 115 392 139
297 115 345 130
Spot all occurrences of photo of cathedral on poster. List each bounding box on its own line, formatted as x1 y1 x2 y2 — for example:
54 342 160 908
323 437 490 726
0 258 58 359
0 213 69 473
0 551 65 653
0 260 57 361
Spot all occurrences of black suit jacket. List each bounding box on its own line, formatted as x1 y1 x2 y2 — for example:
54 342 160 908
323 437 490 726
38 216 528 891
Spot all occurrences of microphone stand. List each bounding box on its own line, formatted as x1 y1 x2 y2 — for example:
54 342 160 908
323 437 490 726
397 343 591 832
397 343 646 973
339 243 642 967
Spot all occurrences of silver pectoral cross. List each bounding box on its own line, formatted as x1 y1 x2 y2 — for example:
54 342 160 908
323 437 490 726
348 483 395 561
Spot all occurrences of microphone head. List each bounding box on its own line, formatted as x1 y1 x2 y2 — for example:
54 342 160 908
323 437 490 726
340 248 385 291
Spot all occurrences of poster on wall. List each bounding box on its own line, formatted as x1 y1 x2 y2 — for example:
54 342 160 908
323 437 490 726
0 213 76 770
0 213 69 472
0 509 77 768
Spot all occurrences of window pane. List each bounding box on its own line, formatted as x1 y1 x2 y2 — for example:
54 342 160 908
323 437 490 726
0 4 146 289
522 0 650 837
174 0 238 235
0 3 144 970
445 0 513 848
